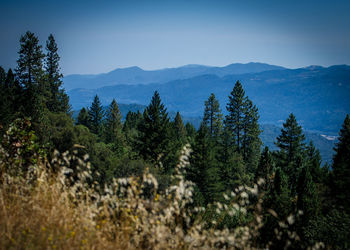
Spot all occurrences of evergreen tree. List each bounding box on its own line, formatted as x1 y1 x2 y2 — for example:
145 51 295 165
188 123 223 203
15 31 46 120
0 68 22 127
218 126 248 190
203 93 223 138
173 112 187 144
297 166 320 223
45 34 69 113
225 81 246 151
88 95 104 135
185 122 196 142
255 146 274 190
305 141 323 183
331 114 350 210
137 91 171 165
123 111 143 153
77 107 89 127
241 99 262 173
104 99 124 149
275 113 306 193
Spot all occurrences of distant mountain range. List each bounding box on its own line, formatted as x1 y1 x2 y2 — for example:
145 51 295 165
63 62 285 90
67 64 350 135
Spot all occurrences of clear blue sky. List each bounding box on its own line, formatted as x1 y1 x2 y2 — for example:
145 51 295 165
1 0 350 75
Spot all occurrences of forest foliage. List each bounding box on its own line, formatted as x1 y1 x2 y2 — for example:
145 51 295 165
1 31 350 249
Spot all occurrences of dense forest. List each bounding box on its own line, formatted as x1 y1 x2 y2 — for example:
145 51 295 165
1 31 349 249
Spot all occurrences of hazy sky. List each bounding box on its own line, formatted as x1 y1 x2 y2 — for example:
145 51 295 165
1 0 350 75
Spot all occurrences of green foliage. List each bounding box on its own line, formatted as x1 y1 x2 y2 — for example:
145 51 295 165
225 81 261 174
0 118 44 176
255 146 274 190
15 31 47 122
45 34 70 114
331 114 350 210
88 95 104 135
225 81 246 151
203 93 223 138
188 123 223 203
137 91 171 166
0 68 22 127
173 112 187 144
275 113 306 194
185 122 196 142
76 107 89 127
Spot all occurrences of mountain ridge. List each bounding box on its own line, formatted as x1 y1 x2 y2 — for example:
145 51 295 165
68 64 350 134
63 62 286 90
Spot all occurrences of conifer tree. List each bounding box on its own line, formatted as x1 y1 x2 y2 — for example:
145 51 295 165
173 112 187 144
275 113 306 192
225 81 246 151
104 99 124 145
188 123 223 203
88 95 104 134
15 31 46 120
331 114 350 210
297 166 320 223
203 93 223 138
138 91 171 165
241 99 262 173
255 146 274 190
305 141 323 183
185 122 196 142
45 34 67 113
77 107 89 127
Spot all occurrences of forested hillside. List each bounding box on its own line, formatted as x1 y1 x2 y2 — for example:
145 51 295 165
1 31 350 249
68 65 350 134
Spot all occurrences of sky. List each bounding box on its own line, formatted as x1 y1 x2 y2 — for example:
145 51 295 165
1 0 350 75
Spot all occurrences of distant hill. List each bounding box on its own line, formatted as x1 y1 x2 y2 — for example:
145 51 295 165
68 65 350 134
63 62 285 90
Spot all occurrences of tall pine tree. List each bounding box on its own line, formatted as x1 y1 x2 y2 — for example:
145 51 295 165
45 34 70 113
203 93 223 138
138 91 171 165
88 95 104 135
225 81 246 151
331 114 350 210
275 113 306 193
104 99 125 151
15 31 46 120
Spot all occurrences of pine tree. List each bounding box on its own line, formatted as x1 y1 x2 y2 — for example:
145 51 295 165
241 99 262 174
215 125 246 190
297 166 320 223
138 91 171 165
185 122 196 142
305 141 323 183
45 34 70 113
255 146 274 190
203 93 223 138
88 95 104 134
173 112 187 144
225 81 246 151
188 123 223 203
275 113 306 192
104 99 124 145
15 31 46 120
331 114 350 210
77 107 89 127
